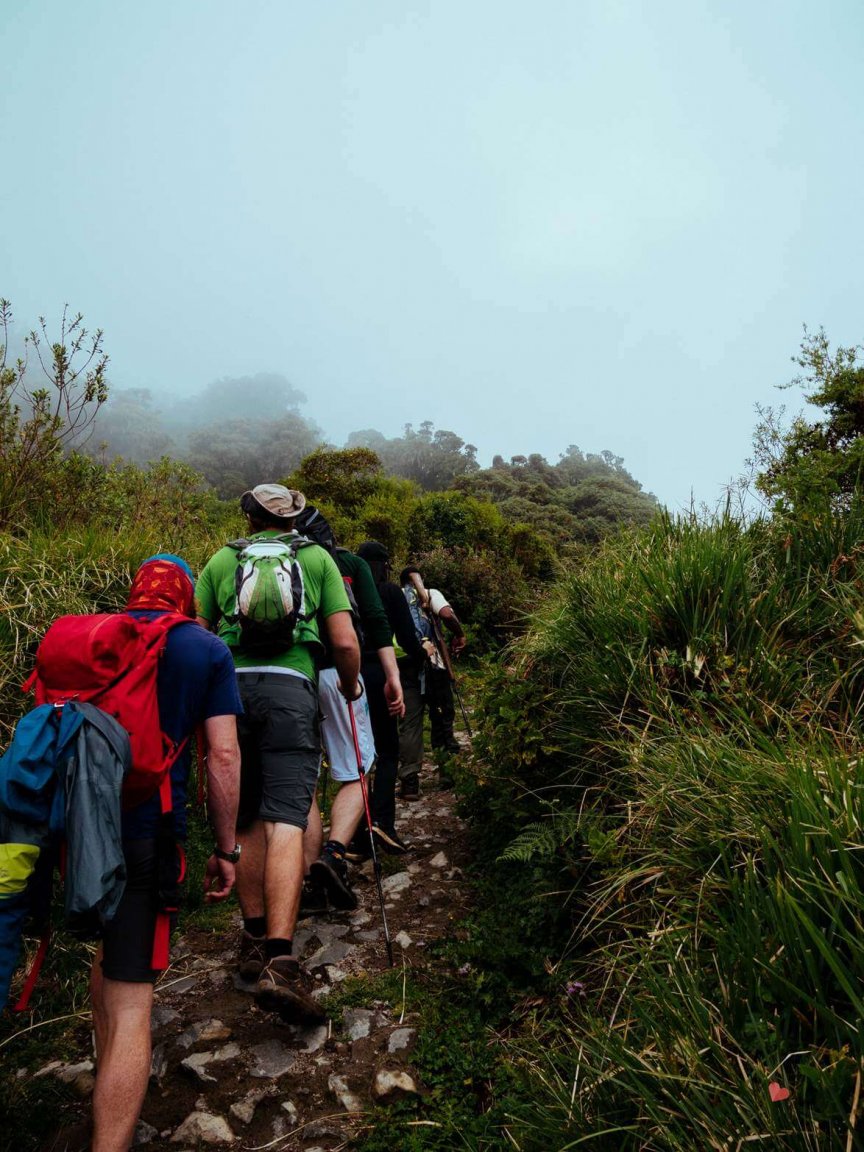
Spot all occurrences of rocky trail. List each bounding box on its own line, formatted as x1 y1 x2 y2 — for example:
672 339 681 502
36 756 473 1152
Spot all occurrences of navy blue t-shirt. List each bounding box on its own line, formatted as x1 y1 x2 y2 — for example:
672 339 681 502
122 614 242 840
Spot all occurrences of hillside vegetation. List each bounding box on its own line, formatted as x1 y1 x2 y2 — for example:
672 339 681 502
4 299 864 1149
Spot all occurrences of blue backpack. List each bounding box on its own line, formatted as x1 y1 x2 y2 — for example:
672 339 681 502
0 703 130 1011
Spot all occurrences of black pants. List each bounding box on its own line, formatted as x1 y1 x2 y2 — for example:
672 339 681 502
427 667 456 749
364 660 400 832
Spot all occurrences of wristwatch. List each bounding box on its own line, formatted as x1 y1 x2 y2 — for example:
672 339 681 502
214 843 241 863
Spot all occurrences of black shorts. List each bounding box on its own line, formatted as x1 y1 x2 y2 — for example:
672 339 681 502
101 839 179 984
235 672 320 830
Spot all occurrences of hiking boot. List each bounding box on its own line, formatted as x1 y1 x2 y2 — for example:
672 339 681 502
372 824 412 855
344 829 372 863
237 932 267 981
310 849 357 910
400 773 421 801
255 956 325 1022
298 878 329 917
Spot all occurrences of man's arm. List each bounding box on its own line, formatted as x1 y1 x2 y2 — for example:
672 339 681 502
202 713 241 901
438 605 467 655
377 644 405 717
325 610 361 701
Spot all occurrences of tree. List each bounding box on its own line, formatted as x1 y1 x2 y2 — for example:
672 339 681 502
185 412 320 497
288 446 385 514
345 421 479 490
168 372 307 432
0 300 109 527
753 328 864 513
89 387 174 464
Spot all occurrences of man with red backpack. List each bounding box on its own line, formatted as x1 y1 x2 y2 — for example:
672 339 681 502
63 554 242 1152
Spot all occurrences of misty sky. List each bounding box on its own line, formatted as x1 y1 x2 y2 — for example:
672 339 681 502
2 0 863 508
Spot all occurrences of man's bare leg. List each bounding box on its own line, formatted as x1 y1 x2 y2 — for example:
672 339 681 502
263 821 304 942
91 953 153 1152
236 819 266 919
328 781 365 848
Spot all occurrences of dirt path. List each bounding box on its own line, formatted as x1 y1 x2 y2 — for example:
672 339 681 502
39 757 472 1151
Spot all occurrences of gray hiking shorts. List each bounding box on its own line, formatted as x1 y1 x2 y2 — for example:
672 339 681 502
235 672 320 830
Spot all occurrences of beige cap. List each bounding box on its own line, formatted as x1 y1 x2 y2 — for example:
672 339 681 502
241 484 306 520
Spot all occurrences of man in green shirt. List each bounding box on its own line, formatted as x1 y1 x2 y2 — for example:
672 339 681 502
196 484 360 1022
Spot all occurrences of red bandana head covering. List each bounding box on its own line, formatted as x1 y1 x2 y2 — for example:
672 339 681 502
127 554 196 616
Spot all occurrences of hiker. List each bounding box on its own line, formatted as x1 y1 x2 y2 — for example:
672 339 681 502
292 509 405 909
90 555 242 1152
356 540 427 849
398 565 466 799
195 485 360 1018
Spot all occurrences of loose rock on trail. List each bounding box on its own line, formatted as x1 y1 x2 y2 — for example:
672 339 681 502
37 757 471 1152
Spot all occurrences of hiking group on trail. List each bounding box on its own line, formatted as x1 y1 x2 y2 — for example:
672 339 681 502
0 482 469 1152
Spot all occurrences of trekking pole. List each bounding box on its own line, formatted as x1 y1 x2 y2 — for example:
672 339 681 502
346 695 395 967
428 605 473 740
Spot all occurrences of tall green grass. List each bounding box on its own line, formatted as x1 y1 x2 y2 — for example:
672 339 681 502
468 505 864 1149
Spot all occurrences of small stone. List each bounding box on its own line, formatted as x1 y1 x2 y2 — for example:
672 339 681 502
328 1073 364 1113
271 1117 287 1139
429 851 448 869
372 1069 420 1102
250 1039 297 1079
151 1005 180 1031
230 1088 274 1125
381 871 411 895
343 1008 373 1041
394 931 413 949
165 975 198 995
170 1111 235 1144
33 1060 63 1078
150 1044 168 1081
418 896 430 908
177 1019 231 1049
407 863 422 875
445 867 464 881
356 929 380 942
306 941 354 967
387 1027 416 1053
283 1022 329 1052
281 1100 299 1121
133 1120 159 1145
349 909 371 926
54 1060 95 1085
180 1043 240 1083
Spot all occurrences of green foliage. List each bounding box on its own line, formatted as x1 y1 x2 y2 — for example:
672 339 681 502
0 300 109 529
460 501 864 1147
753 327 864 514
348 420 479 491
409 547 529 649
288 445 386 514
457 445 658 552
407 490 507 553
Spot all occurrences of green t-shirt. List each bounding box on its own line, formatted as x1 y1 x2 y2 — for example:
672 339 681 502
196 530 351 681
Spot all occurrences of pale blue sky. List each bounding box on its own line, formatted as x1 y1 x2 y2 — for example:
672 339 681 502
2 0 862 507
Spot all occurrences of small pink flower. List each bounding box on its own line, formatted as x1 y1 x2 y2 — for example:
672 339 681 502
566 981 586 998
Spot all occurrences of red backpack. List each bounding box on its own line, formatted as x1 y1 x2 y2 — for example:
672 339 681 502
26 611 192 812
